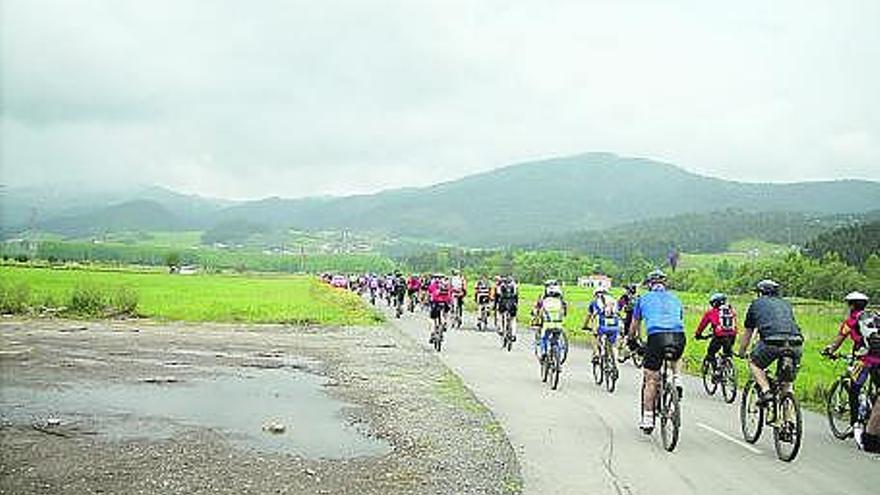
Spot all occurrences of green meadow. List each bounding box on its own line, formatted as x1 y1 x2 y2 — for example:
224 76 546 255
0 265 382 326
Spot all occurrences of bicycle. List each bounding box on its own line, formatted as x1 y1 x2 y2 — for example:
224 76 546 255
407 292 418 313
429 307 447 352
697 335 737 404
740 342 803 462
823 352 878 443
476 300 490 331
451 295 463 330
539 328 568 390
499 309 515 352
619 336 644 368
590 329 619 393
394 295 404 319
641 348 681 452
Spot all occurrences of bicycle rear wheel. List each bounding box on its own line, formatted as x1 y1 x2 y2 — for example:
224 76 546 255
740 380 764 444
826 378 853 440
774 392 803 462
660 372 681 451
604 340 617 393
721 359 737 404
551 347 562 390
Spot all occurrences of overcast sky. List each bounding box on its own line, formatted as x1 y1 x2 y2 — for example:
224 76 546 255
1 0 878 199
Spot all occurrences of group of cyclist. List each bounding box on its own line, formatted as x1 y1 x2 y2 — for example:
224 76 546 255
330 267 880 454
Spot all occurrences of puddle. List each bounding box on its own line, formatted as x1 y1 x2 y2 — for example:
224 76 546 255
0 369 389 459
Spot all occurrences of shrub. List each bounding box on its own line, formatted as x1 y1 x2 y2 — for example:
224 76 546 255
0 281 31 314
68 284 107 317
110 286 139 317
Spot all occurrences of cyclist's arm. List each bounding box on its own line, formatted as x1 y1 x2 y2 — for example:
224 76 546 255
737 327 755 358
694 311 711 338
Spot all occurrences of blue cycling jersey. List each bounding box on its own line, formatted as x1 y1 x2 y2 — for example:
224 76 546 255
633 288 684 335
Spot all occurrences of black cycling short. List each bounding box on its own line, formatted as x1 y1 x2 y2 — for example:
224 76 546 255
706 335 735 359
498 299 518 317
751 339 802 375
477 295 490 305
643 332 686 371
430 302 449 320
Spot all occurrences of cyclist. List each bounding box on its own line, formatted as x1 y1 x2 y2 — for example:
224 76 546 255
450 269 467 322
427 274 452 340
822 291 880 452
629 269 686 433
497 276 520 337
584 288 621 365
474 275 492 328
694 292 738 375
407 273 422 311
491 275 503 328
392 271 407 313
737 279 803 407
536 280 567 360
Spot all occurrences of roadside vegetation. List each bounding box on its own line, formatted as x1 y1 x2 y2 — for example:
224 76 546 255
0 265 382 326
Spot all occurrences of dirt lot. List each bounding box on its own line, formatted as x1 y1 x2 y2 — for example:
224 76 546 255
0 319 521 494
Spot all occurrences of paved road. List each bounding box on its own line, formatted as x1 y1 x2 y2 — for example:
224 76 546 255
383 305 878 495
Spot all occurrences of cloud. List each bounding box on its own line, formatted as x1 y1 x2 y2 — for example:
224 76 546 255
1 0 878 198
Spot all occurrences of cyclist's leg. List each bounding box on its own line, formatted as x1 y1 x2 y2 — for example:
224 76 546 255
508 302 517 336
608 328 620 364
641 334 664 422
749 341 777 398
706 336 721 367
865 366 880 441
590 328 600 363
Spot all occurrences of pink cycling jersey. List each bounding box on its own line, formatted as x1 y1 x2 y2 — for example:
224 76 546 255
428 280 452 304
843 310 880 366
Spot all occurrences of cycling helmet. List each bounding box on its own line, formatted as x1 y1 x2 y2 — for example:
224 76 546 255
844 291 869 310
844 291 869 302
625 284 637 294
709 292 727 307
545 285 562 297
452 269 460 275
645 269 667 286
593 287 608 296
756 279 780 296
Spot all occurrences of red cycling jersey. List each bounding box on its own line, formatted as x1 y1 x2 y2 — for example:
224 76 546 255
841 309 880 366
695 306 737 338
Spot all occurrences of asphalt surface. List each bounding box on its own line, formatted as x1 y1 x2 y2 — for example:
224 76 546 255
387 305 878 495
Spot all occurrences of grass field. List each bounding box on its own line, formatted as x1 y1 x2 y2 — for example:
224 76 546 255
509 283 847 408
0 265 382 326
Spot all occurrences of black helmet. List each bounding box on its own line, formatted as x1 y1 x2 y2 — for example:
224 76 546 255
709 292 727 307
625 283 637 293
644 269 667 286
756 279 780 296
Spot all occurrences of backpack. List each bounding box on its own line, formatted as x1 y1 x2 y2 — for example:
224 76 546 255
600 298 619 327
857 311 880 353
438 281 451 297
719 304 736 333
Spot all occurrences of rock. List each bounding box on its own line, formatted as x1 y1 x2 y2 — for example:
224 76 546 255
142 376 179 384
46 417 62 427
304 468 316 476
262 421 286 434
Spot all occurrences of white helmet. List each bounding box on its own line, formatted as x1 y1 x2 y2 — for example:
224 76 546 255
593 287 608 296
844 291 869 302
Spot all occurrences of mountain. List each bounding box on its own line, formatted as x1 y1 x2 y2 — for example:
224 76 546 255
4 153 880 245
0 184 229 236
38 200 185 236
212 153 880 245
531 209 880 261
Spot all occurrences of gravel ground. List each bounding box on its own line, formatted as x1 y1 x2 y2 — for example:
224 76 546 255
0 318 521 494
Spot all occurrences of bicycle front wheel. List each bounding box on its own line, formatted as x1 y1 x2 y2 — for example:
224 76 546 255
702 359 718 396
826 378 853 440
774 392 803 462
740 380 764 444
721 360 737 404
